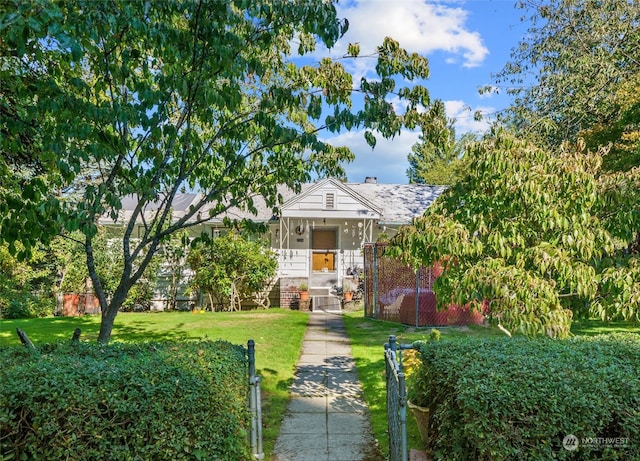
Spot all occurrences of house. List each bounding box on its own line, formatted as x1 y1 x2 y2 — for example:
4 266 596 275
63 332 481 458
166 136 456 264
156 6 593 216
99 177 446 310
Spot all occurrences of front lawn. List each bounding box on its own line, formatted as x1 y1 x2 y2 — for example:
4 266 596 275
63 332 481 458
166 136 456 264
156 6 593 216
4 309 638 459
342 311 506 456
342 310 640 458
0 309 309 458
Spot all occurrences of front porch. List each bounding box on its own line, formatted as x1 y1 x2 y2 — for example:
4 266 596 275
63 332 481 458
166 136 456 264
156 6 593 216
270 178 384 309
277 248 364 310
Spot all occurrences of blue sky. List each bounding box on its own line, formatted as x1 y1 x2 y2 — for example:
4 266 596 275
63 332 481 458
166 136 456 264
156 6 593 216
315 0 530 184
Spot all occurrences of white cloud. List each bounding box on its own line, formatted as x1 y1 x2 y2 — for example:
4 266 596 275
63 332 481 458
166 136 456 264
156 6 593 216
323 129 421 184
331 0 489 71
444 99 493 133
321 100 495 185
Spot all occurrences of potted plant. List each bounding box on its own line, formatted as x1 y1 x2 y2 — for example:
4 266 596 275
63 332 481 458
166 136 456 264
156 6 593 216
298 282 309 301
342 278 357 301
405 349 430 444
405 330 440 444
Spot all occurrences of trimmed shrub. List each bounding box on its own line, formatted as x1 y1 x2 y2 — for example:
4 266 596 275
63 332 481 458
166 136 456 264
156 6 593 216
412 334 640 460
0 340 251 460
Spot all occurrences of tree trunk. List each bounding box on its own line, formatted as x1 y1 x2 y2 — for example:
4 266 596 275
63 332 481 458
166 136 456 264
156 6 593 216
97 285 130 344
97 306 117 344
630 230 640 254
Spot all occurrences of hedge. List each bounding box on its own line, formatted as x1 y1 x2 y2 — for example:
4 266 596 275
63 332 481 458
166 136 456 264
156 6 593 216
411 334 640 460
0 340 251 460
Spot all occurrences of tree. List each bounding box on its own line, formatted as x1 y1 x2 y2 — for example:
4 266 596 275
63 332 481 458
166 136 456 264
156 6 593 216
389 129 640 338
494 0 640 170
581 74 640 173
490 0 640 285
0 3 62 258
1 0 441 342
52 229 160 311
187 232 278 311
406 100 476 185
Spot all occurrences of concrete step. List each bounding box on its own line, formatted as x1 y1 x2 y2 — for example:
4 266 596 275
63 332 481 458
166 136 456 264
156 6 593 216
311 295 341 311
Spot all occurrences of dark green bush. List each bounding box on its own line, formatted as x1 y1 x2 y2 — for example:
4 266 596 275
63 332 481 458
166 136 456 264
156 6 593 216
2 296 54 319
0 340 251 460
0 242 57 319
412 334 640 460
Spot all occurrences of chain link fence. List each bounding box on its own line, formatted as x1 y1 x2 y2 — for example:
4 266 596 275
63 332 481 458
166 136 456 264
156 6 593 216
364 243 486 327
385 335 417 461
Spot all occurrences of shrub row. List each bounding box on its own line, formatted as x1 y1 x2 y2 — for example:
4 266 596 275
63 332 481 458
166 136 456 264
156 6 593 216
412 334 640 460
0 340 251 460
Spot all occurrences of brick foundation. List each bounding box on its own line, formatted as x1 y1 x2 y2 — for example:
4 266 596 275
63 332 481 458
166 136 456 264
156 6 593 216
279 277 309 309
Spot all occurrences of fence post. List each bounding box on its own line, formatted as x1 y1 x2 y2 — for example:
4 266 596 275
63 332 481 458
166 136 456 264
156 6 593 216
248 339 256 378
373 244 379 318
385 335 412 461
416 268 421 327
399 369 408 461
247 340 264 460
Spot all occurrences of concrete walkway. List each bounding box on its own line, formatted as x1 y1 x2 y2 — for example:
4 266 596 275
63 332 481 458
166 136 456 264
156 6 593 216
272 309 383 461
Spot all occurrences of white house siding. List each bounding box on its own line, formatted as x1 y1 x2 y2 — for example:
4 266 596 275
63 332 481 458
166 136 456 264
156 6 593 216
95 179 445 311
276 249 309 277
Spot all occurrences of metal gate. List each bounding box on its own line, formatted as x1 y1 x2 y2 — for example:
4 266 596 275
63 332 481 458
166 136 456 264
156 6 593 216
385 335 417 461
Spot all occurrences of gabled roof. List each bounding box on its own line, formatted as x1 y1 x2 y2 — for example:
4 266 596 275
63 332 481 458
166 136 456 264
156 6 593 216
348 183 446 223
280 178 382 219
99 193 202 225
99 180 446 226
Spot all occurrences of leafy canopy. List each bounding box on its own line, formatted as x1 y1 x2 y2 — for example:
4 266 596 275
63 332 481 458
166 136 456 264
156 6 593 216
389 129 640 338
1 0 440 342
406 100 476 185
494 0 640 172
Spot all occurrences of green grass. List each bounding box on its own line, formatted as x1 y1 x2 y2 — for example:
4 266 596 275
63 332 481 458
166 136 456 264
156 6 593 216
570 317 640 336
342 310 640 458
0 309 309 458
342 310 506 456
3 310 637 459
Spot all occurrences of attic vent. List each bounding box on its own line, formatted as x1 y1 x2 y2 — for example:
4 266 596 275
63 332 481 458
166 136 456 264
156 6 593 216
325 192 335 209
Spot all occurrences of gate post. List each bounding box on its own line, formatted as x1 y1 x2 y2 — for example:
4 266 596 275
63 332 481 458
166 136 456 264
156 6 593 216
415 268 421 327
247 340 264 460
385 335 409 461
